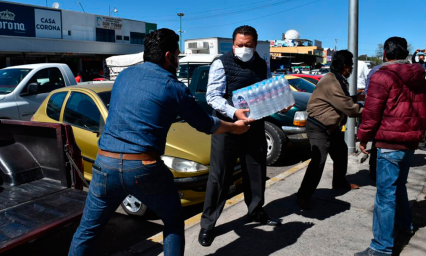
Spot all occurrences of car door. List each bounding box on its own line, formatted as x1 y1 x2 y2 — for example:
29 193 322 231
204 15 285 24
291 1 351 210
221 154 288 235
17 68 67 120
62 91 104 181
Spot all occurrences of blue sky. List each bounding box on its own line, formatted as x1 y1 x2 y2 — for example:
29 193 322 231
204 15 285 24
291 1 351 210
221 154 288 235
10 0 426 56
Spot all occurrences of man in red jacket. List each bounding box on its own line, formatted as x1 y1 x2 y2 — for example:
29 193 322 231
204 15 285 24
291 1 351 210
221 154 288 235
356 37 426 256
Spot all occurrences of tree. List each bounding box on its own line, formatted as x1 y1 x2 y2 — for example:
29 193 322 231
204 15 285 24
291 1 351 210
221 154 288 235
375 43 384 59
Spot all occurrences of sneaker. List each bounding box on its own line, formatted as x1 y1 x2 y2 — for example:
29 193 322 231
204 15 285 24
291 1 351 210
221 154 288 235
354 248 390 256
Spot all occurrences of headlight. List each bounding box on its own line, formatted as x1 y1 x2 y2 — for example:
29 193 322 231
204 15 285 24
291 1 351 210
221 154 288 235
161 156 208 173
293 111 308 126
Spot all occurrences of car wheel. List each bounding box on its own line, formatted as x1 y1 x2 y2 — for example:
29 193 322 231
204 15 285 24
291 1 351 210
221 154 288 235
265 121 289 166
121 195 148 217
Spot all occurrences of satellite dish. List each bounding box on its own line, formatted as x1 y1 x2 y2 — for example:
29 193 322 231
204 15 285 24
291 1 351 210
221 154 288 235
52 2 60 9
285 29 300 40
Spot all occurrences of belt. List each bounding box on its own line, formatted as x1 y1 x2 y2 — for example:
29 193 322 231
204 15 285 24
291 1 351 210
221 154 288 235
98 149 159 162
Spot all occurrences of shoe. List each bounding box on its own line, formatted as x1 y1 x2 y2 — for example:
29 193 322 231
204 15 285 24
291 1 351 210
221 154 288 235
198 228 214 247
247 211 282 226
354 247 390 256
333 182 360 190
296 197 311 210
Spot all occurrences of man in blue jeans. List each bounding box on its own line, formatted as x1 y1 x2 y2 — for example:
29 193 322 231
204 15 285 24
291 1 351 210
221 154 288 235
356 37 426 255
68 28 252 256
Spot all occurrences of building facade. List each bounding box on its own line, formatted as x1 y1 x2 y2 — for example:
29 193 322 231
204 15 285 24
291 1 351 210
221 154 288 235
0 1 156 79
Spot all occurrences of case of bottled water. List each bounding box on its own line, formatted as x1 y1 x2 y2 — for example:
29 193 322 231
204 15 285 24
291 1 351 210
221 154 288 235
232 75 295 120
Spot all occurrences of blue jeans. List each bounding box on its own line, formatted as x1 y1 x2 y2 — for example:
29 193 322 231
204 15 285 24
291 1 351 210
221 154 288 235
69 155 185 256
369 148 414 254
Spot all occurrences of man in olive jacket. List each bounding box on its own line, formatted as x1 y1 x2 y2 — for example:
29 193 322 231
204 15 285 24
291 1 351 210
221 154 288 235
296 50 363 210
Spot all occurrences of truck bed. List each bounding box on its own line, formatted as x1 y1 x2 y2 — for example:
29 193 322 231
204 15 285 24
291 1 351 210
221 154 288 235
0 178 86 252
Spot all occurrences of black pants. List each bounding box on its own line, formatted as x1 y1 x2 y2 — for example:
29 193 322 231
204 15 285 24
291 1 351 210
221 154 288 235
200 121 267 230
297 121 349 200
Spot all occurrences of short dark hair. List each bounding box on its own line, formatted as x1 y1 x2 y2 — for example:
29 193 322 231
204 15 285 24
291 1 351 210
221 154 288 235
232 25 258 45
331 50 353 73
384 37 409 60
144 28 179 65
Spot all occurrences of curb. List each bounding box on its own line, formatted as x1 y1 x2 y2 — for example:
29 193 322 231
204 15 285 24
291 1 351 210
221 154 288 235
132 159 311 253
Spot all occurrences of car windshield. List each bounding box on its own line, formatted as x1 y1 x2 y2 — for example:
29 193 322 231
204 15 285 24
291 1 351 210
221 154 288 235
0 68 31 94
177 64 204 79
288 78 316 93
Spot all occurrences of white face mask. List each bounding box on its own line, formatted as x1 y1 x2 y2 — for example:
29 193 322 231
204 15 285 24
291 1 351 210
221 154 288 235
234 47 254 62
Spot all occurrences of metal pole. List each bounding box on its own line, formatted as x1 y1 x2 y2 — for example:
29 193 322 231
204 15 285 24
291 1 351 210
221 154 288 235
345 0 359 154
177 13 185 53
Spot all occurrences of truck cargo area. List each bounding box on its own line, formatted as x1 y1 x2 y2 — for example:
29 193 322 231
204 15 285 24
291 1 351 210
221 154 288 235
0 120 86 252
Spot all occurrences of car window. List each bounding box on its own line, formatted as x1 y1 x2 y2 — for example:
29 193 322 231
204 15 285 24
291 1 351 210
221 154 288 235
177 64 203 79
46 92 68 121
97 91 111 110
0 68 31 94
196 70 209 93
288 78 316 93
303 77 318 85
63 92 101 132
26 68 66 94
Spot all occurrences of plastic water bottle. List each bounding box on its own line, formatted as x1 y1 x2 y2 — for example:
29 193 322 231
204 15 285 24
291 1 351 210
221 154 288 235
237 88 249 118
232 90 240 110
280 75 295 108
276 75 286 110
270 77 280 112
246 86 259 119
263 80 274 115
254 83 265 118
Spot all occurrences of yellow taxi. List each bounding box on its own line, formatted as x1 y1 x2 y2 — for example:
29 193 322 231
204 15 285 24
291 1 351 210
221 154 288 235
32 82 242 217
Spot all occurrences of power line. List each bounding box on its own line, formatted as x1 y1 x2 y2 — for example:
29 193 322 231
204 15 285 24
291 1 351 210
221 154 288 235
139 0 300 20
153 0 303 22
187 0 322 29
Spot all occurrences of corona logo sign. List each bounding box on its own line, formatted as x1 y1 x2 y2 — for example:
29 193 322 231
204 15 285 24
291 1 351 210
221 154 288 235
0 10 15 21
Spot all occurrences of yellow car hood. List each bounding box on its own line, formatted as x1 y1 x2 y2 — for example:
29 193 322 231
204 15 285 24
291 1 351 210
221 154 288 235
165 122 211 165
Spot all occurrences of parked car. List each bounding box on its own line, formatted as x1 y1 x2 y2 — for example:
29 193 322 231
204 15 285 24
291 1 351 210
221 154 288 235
0 63 77 120
32 83 242 217
291 74 323 85
0 119 86 252
189 66 310 165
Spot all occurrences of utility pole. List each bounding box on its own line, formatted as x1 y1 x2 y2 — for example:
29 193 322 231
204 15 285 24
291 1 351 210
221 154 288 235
345 0 359 154
177 13 185 53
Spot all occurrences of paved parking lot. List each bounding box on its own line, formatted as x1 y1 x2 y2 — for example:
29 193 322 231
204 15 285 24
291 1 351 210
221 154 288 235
2 147 310 256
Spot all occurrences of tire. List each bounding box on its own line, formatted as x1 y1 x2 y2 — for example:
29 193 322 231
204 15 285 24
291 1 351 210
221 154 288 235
121 195 148 217
265 121 289 166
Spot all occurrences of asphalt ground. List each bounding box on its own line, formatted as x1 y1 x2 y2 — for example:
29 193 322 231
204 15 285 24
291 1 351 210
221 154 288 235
2 147 310 256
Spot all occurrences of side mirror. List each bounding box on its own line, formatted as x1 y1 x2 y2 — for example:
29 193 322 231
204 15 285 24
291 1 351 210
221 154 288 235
28 83 39 95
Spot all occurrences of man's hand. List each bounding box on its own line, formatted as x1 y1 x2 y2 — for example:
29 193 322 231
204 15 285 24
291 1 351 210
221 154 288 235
359 141 368 155
234 109 250 120
232 119 253 134
280 104 295 114
416 49 421 53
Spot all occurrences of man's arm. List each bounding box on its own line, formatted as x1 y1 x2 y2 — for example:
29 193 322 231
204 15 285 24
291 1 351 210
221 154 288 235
326 80 363 117
412 51 418 63
206 60 238 119
178 85 250 135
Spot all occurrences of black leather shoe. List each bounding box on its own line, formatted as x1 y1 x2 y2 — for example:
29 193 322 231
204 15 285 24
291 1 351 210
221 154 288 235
247 211 282 226
198 228 214 247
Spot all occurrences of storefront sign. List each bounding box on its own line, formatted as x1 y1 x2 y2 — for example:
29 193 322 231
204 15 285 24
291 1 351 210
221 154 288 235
35 8 62 39
0 2 35 37
96 16 122 30
0 2 62 39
